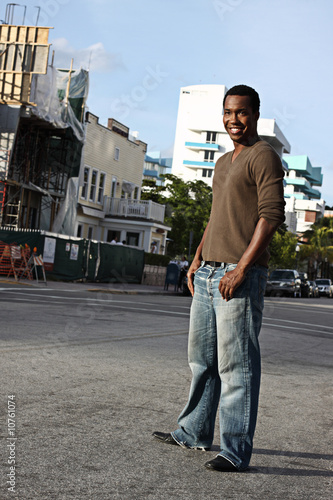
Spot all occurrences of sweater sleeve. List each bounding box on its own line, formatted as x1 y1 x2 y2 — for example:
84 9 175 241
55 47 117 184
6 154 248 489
251 147 285 227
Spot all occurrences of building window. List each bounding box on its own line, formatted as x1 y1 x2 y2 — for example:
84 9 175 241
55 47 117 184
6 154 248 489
296 211 305 220
89 169 98 201
114 147 120 161
204 150 215 162
97 172 106 204
127 232 140 246
206 131 217 143
202 169 213 178
111 177 117 198
81 167 90 199
77 224 82 238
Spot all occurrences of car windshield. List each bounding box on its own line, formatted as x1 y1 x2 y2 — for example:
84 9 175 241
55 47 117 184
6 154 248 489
316 279 330 285
270 271 295 280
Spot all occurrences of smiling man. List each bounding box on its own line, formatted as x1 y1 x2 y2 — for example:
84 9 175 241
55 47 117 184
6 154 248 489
153 85 285 472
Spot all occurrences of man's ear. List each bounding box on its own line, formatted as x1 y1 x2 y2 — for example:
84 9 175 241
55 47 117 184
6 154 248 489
255 111 260 121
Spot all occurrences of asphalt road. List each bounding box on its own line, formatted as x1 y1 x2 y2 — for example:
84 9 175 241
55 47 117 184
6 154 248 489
1 283 332 499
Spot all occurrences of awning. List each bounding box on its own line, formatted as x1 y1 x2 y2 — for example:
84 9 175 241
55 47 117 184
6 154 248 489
81 205 105 219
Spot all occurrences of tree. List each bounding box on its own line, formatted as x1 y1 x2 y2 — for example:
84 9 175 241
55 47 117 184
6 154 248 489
269 224 299 270
141 175 212 257
301 218 333 279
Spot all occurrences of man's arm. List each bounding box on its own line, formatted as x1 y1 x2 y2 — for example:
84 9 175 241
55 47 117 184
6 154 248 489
218 218 277 301
187 221 210 296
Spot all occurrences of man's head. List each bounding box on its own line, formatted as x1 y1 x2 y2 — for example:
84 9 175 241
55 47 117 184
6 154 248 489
223 85 260 146
223 84 260 113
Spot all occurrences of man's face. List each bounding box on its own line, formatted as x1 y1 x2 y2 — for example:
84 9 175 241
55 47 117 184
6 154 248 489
223 95 259 146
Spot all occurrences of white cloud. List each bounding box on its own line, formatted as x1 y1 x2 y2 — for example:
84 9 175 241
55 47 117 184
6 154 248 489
50 38 125 73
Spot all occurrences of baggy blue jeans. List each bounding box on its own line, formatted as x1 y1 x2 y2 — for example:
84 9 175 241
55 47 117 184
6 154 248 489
171 262 267 470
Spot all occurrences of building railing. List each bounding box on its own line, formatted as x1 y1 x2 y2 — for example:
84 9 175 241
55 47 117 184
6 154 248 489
104 197 166 223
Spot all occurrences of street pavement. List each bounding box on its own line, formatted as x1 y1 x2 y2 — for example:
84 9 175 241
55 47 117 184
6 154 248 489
0 277 332 499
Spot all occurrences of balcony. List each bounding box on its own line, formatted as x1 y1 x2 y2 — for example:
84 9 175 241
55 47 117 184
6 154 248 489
104 197 165 223
185 142 220 151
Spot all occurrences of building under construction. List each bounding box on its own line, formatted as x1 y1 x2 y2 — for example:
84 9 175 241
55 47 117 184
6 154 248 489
0 6 89 231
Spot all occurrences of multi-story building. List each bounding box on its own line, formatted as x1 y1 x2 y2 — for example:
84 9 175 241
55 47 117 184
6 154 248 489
171 84 290 187
143 152 172 186
283 155 324 234
75 113 170 254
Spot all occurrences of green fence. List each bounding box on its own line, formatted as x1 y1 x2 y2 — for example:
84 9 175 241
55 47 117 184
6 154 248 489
0 229 144 283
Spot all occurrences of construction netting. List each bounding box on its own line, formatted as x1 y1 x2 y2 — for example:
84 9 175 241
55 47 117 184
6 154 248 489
30 66 89 142
0 229 144 283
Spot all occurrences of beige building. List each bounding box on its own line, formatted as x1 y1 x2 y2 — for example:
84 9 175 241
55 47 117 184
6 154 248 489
76 113 170 254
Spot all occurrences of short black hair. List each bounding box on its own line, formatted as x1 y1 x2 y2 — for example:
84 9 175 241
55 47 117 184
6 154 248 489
223 85 260 113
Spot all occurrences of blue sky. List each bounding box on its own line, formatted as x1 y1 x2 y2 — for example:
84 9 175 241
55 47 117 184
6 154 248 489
7 0 333 205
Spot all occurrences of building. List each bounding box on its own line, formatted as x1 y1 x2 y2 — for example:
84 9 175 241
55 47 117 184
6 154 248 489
171 84 290 187
283 155 324 234
75 113 170 254
143 152 172 186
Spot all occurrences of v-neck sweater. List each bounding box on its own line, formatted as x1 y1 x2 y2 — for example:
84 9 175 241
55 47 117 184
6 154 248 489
202 140 285 267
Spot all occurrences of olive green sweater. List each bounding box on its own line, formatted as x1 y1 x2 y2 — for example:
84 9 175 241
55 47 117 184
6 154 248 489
202 140 285 267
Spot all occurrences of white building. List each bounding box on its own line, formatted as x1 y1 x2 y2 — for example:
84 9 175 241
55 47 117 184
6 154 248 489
75 113 170 254
143 152 172 186
283 155 325 234
172 84 290 187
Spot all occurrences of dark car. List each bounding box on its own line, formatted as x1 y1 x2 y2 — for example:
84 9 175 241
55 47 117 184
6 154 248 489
266 269 301 297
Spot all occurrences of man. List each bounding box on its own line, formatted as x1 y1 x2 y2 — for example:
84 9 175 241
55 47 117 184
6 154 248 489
178 255 189 290
153 85 285 472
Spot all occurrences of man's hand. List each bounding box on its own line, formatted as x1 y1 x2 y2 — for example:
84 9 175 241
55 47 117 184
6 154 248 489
218 267 246 301
187 258 201 296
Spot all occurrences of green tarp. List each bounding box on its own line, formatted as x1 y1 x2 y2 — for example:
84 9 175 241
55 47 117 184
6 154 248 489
0 230 144 283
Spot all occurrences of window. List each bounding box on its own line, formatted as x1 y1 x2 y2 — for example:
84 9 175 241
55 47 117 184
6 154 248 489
87 226 93 240
296 211 305 220
97 173 106 204
206 131 217 143
204 150 215 162
81 167 90 199
202 169 213 178
89 169 98 201
114 147 120 161
111 177 117 198
77 224 82 238
127 232 140 246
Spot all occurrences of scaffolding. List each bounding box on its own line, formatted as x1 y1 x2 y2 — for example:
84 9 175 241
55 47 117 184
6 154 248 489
0 14 88 233
0 23 50 105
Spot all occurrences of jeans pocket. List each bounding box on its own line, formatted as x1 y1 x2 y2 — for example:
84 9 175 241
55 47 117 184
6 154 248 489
225 263 237 273
193 261 205 275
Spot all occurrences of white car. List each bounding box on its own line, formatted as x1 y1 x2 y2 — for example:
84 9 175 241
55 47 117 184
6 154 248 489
315 279 333 298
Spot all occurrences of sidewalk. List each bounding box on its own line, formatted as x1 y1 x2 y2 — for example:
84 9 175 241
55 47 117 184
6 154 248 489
0 276 184 295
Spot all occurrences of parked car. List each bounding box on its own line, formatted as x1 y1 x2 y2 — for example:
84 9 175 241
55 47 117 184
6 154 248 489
266 269 301 297
308 281 319 298
315 278 333 298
